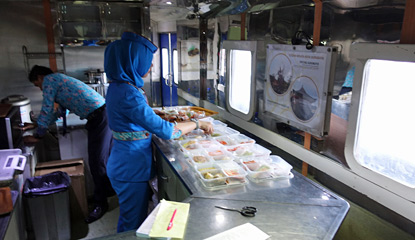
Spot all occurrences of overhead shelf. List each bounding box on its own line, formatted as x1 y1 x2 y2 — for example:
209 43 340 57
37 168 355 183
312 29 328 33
57 1 145 43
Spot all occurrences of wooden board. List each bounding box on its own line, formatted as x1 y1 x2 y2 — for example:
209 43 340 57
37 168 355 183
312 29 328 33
0 104 12 118
187 106 218 118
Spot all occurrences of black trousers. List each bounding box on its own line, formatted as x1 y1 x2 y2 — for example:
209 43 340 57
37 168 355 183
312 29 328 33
85 107 114 205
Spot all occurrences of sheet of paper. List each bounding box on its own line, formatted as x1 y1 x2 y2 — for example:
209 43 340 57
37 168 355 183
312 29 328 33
149 199 190 239
203 223 270 240
136 203 161 237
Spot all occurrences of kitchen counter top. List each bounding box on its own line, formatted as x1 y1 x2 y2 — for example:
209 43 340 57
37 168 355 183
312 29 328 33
97 136 349 240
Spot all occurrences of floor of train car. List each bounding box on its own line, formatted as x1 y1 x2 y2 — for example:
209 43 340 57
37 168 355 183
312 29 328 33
70 172 414 240
71 195 119 239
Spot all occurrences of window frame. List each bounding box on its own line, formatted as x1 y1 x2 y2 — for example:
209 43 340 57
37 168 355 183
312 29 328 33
345 43 415 201
224 40 258 121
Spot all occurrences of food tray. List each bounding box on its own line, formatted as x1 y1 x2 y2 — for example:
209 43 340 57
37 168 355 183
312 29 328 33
154 106 218 123
187 149 214 165
205 145 233 161
195 162 248 190
200 118 228 128
195 162 222 173
197 139 221 148
204 145 235 162
269 155 293 176
177 139 203 154
232 144 272 158
199 116 226 124
209 126 239 138
188 106 218 118
212 120 227 127
216 134 255 152
182 129 207 140
238 155 293 182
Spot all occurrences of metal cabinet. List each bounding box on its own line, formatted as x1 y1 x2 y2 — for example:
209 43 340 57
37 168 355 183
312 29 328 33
154 145 191 202
57 1 148 42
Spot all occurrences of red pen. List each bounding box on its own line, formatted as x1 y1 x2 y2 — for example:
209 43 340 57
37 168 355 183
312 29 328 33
167 208 177 231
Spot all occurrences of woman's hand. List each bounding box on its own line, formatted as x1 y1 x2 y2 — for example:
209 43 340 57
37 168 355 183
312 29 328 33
175 119 214 136
153 109 164 115
18 122 35 131
199 121 213 134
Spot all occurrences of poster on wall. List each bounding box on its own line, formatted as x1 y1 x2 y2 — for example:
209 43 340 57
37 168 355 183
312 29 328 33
264 44 337 137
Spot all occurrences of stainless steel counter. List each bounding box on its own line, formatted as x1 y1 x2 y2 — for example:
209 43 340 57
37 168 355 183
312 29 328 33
98 136 349 240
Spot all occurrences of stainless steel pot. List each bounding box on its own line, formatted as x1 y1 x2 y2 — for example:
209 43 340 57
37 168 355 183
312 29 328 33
86 69 107 84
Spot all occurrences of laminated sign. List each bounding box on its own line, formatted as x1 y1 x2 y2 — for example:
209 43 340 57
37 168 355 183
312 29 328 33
264 44 337 137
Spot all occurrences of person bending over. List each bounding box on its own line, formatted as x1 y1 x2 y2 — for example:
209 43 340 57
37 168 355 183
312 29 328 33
25 65 114 223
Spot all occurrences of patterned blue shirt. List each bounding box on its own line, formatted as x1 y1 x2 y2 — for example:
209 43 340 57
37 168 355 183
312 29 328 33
37 73 105 136
342 66 355 88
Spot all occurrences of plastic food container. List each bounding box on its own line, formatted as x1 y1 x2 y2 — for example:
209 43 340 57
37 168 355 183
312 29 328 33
195 162 247 190
195 163 222 173
204 145 235 162
183 129 207 140
216 161 248 185
200 117 227 127
212 120 227 127
239 155 293 182
177 139 202 153
209 126 239 138
242 160 275 181
232 144 272 158
269 155 293 176
199 116 214 122
217 134 255 152
213 135 234 147
233 134 255 145
197 139 221 148
205 145 232 161
187 149 214 165
195 163 227 188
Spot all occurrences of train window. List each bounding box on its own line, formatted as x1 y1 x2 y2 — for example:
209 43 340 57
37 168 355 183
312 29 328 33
223 41 258 121
173 50 178 84
229 49 252 114
346 43 415 201
162 48 169 80
219 49 226 78
355 59 415 188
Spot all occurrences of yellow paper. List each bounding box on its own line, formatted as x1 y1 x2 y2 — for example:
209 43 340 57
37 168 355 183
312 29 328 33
149 199 190 239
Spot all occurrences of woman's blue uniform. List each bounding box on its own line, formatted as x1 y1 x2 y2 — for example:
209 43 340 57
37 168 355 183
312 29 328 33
104 32 175 232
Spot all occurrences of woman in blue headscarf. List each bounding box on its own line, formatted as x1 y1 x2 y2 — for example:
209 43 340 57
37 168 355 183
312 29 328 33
104 32 213 232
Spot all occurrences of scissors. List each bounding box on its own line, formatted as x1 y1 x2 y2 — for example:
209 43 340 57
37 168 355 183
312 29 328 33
215 205 257 217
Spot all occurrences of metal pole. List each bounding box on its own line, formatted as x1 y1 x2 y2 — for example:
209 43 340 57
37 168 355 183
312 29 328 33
199 18 208 100
168 33 173 106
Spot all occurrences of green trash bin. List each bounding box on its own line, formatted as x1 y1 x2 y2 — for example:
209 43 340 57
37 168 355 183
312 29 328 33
23 171 71 240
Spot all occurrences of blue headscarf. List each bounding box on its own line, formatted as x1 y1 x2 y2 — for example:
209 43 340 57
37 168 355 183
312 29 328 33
104 32 158 87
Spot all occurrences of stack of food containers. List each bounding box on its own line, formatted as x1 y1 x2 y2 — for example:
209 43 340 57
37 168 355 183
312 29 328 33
175 118 293 189
194 161 248 189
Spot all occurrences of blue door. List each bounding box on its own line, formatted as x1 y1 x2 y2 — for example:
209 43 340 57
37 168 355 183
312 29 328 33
160 33 178 106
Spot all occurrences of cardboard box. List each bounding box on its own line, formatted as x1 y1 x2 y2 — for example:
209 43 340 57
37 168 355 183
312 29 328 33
35 159 88 219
